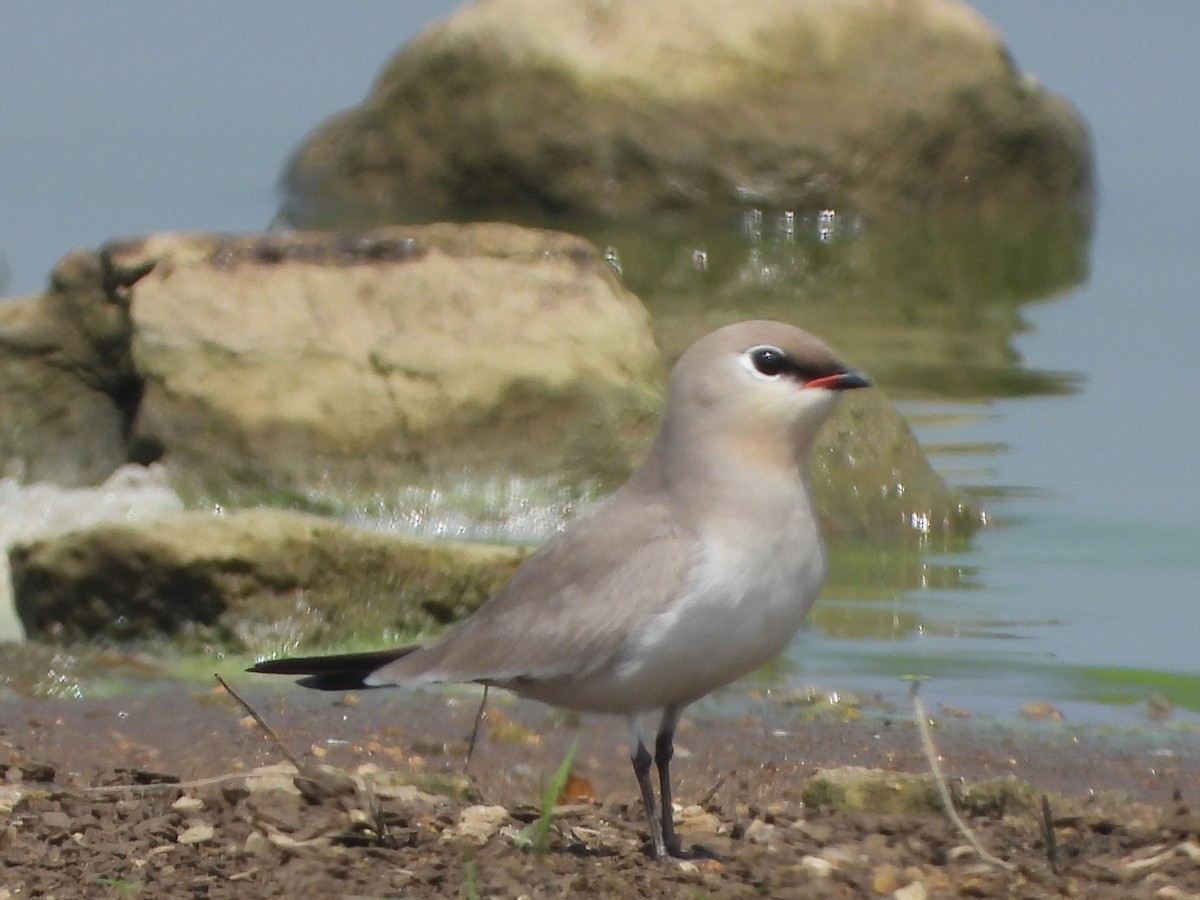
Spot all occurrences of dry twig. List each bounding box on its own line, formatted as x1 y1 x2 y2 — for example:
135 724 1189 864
910 679 1016 871
214 672 304 772
697 769 734 808
465 685 490 772
1041 794 1060 874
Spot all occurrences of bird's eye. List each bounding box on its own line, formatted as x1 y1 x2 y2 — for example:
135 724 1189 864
747 345 787 377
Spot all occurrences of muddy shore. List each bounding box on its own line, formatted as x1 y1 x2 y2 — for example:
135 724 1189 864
3 683 1198 898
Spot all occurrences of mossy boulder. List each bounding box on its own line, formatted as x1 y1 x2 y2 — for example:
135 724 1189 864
10 508 524 653
280 0 1091 229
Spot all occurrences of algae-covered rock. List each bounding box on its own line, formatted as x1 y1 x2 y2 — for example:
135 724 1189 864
280 0 1091 229
802 766 942 816
803 766 1043 818
0 248 148 486
0 464 183 641
813 389 978 543
10 508 524 653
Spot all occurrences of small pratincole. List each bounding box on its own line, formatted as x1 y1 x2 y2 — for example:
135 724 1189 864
250 319 870 860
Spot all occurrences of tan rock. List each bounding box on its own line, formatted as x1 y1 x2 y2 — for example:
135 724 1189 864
800 854 835 877
893 881 929 900
118 226 662 499
454 804 509 843
1 225 662 505
176 821 215 844
743 818 778 845
675 804 722 837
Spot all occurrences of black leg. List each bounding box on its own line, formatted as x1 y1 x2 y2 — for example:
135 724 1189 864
632 738 668 860
655 706 683 857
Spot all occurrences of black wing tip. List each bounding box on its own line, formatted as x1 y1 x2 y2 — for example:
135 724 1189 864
246 646 421 691
247 658 366 691
246 656 323 676
294 672 373 692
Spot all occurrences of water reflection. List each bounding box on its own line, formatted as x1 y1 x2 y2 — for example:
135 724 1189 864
580 202 1091 408
568 200 1116 716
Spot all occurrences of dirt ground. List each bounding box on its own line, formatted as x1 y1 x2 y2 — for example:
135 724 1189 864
2 682 1199 898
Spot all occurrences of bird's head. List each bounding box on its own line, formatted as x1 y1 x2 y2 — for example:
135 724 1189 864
662 320 871 474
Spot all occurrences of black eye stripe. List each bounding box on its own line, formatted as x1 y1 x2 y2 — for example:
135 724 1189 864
747 345 840 381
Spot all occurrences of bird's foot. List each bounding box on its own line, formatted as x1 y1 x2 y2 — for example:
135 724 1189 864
644 838 719 862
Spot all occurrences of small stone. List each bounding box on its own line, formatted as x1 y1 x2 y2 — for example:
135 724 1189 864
266 829 311 850
41 811 71 830
177 821 214 844
243 831 271 855
676 804 721 837
454 805 508 843
244 763 302 795
171 795 204 812
1019 703 1064 722
0 786 24 816
791 819 833 844
800 855 834 877
744 819 778 845
893 882 928 900
821 846 856 866
872 863 901 894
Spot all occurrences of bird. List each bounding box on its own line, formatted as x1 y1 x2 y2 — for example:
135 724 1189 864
249 319 871 860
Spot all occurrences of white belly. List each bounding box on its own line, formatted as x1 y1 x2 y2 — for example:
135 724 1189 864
520 529 826 714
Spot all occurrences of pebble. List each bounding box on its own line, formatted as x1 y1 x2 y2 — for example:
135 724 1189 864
800 855 834 878
791 819 833 844
893 881 928 900
872 863 901 894
744 819 777 845
0 787 23 817
245 763 302 795
1020 703 1064 722
821 845 858 866
242 831 270 855
177 821 215 844
40 812 71 830
676 804 721 836
454 805 509 843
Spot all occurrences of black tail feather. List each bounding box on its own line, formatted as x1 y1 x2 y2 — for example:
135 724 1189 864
247 646 419 692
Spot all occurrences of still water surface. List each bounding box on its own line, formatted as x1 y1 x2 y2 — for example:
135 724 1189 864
1 3 1197 724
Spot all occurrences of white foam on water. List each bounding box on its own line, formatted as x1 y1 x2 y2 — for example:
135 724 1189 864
0 464 184 641
341 476 589 544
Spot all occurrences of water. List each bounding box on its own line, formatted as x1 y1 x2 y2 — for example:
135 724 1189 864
2 4 1198 724
847 3 1200 722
